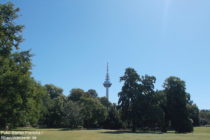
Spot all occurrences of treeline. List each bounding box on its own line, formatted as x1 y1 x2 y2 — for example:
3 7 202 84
0 2 209 133
200 110 210 125
39 87 113 129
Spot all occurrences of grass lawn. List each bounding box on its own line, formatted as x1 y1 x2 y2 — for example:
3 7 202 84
5 127 210 140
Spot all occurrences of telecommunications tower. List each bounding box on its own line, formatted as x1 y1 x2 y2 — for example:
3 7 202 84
103 63 112 101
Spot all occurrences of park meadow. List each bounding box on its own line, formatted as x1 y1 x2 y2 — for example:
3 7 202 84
8 127 209 140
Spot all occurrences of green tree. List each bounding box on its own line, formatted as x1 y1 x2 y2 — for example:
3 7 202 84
86 89 98 98
0 3 45 128
37 85 53 127
131 75 165 131
99 97 112 108
45 84 63 99
62 100 83 128
199 110 210 125
139 76 165 130
80 96 108 128
164 76 193 133
118 68 169 132
68 88 85 101
0 18 42 128
103 104 122 129
187 103 199 126
118 68 140 132
45 96 65 128
155 90 168 132
185 93 199 126
0 51 44 128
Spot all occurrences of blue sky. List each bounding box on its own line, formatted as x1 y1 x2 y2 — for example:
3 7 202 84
4 0 210 109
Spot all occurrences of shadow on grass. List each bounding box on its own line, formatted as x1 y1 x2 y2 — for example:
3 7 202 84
36 128 170 134
100 130 165 134
59 128 76 131
59 128 103 131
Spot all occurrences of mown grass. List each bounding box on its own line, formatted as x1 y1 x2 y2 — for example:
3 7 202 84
8 127 210 140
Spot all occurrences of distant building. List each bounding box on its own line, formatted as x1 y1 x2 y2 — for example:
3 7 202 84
103 63 112 101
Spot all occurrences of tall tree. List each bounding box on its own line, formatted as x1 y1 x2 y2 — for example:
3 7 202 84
118 68 169 132
118 68 140 132
164 76 193 133
0 3 42 128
